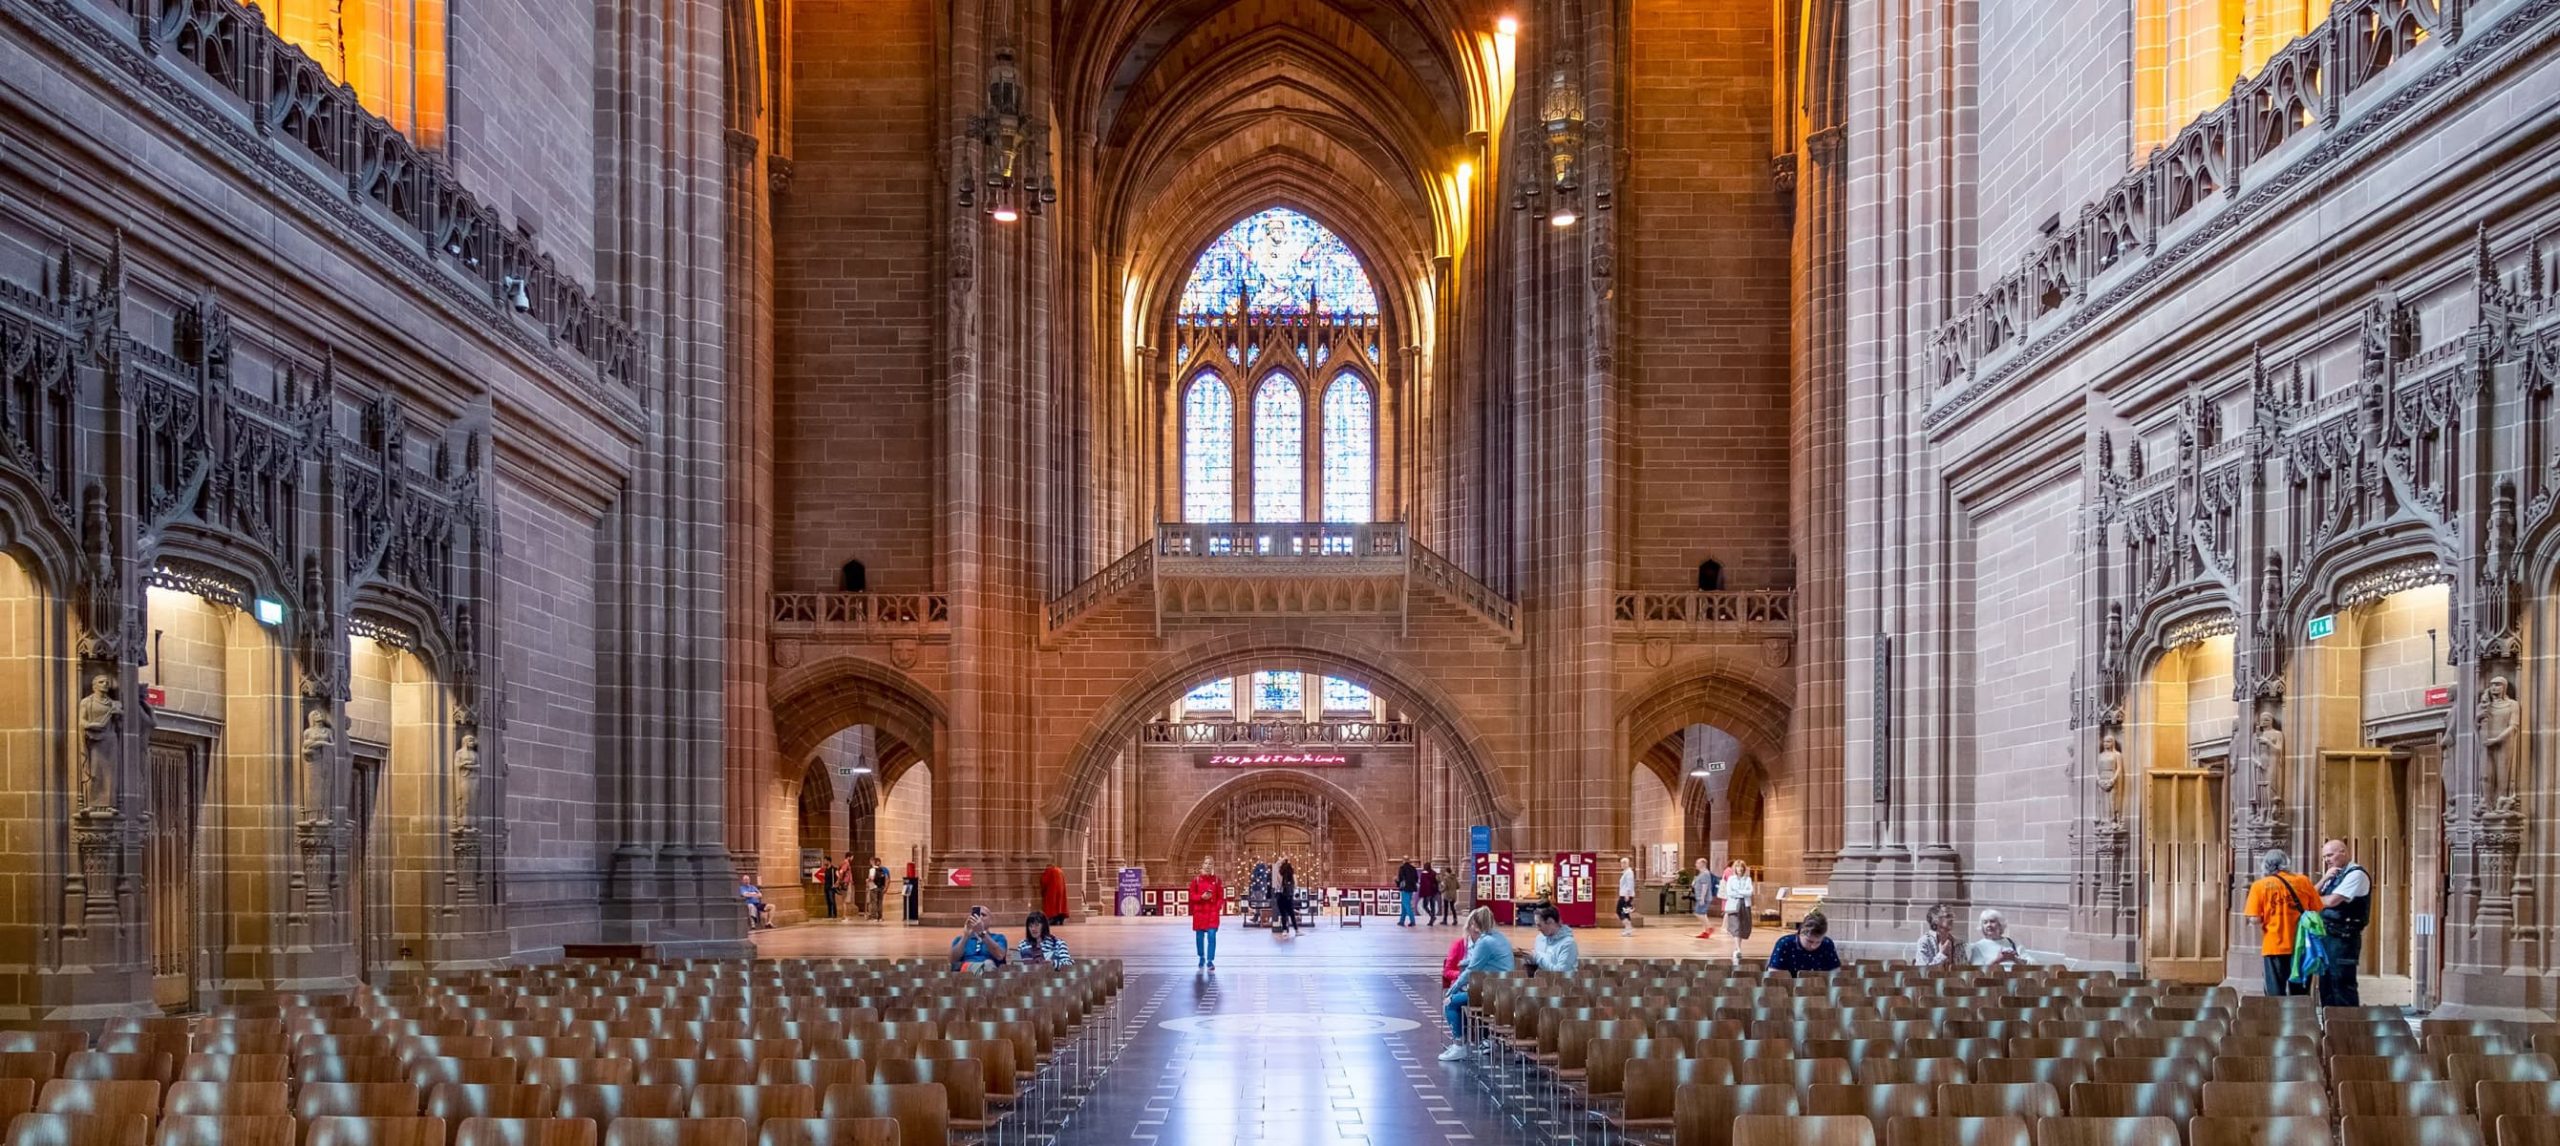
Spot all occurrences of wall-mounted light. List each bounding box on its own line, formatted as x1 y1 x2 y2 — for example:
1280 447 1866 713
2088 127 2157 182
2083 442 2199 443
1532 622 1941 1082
252 597 287 627
961 44 1057 223
1496 14 1519 36
1514 27 1598 229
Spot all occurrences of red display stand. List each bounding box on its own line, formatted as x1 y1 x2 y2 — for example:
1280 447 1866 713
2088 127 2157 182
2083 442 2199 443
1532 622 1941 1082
1554 852 1598 928
1473 852 1515 925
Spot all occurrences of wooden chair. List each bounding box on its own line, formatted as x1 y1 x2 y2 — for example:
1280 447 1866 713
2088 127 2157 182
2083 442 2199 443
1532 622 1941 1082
152 1114 296 1146
299 1085 427 1120
2331 1057 2441 1083
552 1086 686 1130
2495 1115 2560 1146
2112 1039 2217 1064
1981 1061 2093 1094
175 1056 287 1085
818 1084 949 1146
2091 1060 2207 1089
2336 1081 2462 1117
303 1117 450 1146
304 1060 411 1086
1807 1084 1935 1137
2477 1083 2560 1123
1735 1058 1853 1089
2067 1084 2198 1125
410 1061 522 1090
2186 1116 2335 1146
2201 1082 2331 1118
633 1061 757 1089
1937 1084 2062 1120
1731 1114 1878 1146
2211 1058 2324 1084
424 1084 559 1136
2 1115 146 1146
35 1082 160 1126
750 1120 900 1146
872 1061 992 1140
2028 1117 2181 1146
2459 1062 2560 1111
1886 1117 2032 1146
451 1119 599 1146
1904 1039 2005 1063
522 1060 634 1089
0 1038 87 1063
753 1062 869 1092
1863 1059 1972 1086
2012 1040 2109 1062
0 1082 36 1123
1671 1083 1802 1146
160 1082 289 1117
686 1086 820 1133
0 1059 56 1087
2336 1115 2485 1146
59 1059 170 1088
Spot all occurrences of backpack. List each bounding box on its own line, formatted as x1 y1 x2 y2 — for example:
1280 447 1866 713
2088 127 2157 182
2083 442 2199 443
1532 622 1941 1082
2286 877 2329 985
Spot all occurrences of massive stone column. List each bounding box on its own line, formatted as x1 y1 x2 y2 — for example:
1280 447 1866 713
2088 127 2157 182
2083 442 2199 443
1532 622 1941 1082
594 0 742 951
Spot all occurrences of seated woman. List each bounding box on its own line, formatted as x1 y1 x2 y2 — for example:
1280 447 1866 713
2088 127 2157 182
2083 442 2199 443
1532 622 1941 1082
1967 909 2027 967
1018 913 1072 967
1766 911 1842 976
949 906 1012 971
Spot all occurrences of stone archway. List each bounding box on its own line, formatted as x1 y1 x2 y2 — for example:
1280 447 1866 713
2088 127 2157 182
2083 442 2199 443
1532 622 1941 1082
1044 632 1518 839
1163 769 1392 886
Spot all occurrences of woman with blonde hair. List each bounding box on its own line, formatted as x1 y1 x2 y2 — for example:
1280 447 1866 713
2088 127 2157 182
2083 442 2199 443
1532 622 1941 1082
1720 861 1758 952
1438 906 1515 1061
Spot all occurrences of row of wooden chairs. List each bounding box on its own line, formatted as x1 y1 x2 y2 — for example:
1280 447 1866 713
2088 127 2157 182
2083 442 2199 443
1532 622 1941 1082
1 1113 908 1146
1655 1107 2560 1146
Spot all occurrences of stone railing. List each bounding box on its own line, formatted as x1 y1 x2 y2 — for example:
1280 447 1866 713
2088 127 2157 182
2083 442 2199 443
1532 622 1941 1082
51 0 643 391
1927 0 2474 426
769 593 951 640
1612 590 1797 637
1044 540 1153 634
1155 521 1406 560
1141 720 1418 747
1409 539 1518 636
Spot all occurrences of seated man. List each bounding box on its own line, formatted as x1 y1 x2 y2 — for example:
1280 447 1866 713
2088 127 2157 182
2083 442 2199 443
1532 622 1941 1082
949 905 1012 971
1768 911 1843 976
1520 906 1580 977
739 877 772 930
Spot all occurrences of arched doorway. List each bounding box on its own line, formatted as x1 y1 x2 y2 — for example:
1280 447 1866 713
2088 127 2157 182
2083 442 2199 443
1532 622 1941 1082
344 624 449 981
2135 629 2236 982
767 659 945 923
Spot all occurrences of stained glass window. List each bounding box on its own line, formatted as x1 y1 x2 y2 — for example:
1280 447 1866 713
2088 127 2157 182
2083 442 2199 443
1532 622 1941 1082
1252 375 1304 522
1183 375 1235 522
1184 677 1235 713
1321 374 1374 523
1321 677 1373 712
1179 208 1381 317
1255 671 1304 714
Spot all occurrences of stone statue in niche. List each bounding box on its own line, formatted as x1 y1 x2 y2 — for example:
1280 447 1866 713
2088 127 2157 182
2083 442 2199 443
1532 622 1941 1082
298 708 334 820
76 674 121 815
451 733 481 825
2095 728 2126 815
2251 710 2285 807
2479 675 2521 811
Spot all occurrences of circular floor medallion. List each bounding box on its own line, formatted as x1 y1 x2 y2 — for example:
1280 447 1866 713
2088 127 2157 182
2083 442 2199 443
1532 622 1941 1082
1158 1012 1422 1038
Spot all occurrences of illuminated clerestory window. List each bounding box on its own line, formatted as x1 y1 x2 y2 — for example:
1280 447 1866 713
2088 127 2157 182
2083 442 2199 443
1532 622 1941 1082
2132 0 2331 159
258 0 448 147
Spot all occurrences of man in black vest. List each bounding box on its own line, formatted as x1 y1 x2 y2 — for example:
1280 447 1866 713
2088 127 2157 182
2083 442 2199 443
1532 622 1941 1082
2317 837 2372 1007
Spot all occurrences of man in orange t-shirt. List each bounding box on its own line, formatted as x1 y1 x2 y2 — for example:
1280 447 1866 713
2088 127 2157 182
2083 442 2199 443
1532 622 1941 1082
2242 848 2321 996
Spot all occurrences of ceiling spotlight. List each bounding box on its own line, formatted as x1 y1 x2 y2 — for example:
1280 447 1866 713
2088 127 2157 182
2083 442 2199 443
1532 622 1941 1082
1550 207 1579 227
991 205 1021 223
1496 15 1520 36
1688 768 1710 778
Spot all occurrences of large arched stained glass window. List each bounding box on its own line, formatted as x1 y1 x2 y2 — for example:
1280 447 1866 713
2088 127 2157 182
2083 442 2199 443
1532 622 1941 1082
1321 374 1373 523
1180 208 1381 316
1183 376 1235 522
1252 376 1304 522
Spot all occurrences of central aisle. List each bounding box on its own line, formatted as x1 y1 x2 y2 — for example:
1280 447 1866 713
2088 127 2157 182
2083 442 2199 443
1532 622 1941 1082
1056 967 1522 1146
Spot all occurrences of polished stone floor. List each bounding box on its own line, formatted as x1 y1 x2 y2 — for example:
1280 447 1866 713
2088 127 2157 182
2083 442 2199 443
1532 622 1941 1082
754 913 1778 1145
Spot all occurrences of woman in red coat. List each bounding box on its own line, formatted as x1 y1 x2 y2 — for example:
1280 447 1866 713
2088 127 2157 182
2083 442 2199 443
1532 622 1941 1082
1039 864 1069 925
1189 858 1224 971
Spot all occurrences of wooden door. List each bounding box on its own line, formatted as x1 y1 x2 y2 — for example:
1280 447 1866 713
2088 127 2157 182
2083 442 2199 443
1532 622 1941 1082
2320 749 2410 977
348 754 384 984
2144 768 2229 982
145 738 202 1011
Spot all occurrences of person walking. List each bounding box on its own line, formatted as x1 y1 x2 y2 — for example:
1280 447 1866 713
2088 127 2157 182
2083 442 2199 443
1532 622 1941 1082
1276 856 1300 934
1419 862 1442 925
1720 861 1757 955
869 857 888 921
1189 859 1224 970
1691 858 1718 939
2243 849 2320 997
2317 838 2372 1006
1617 857 1638 936
1438 907 1514 1061
1396 858 1420 926
817 853 842 919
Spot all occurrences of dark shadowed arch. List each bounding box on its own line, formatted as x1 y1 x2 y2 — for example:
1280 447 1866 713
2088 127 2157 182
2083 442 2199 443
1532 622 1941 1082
770 656 946 776
1045 629 1516 833
1616 666 1792 772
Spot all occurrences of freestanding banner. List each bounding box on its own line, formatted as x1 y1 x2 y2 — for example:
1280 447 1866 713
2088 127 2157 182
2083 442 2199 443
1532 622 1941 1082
1553 852 1598 928
1115 868 1144 917
1472 852 1514 925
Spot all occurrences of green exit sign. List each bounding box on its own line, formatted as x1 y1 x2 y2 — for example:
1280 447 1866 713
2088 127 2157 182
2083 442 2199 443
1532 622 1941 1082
2307 614 2336 641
